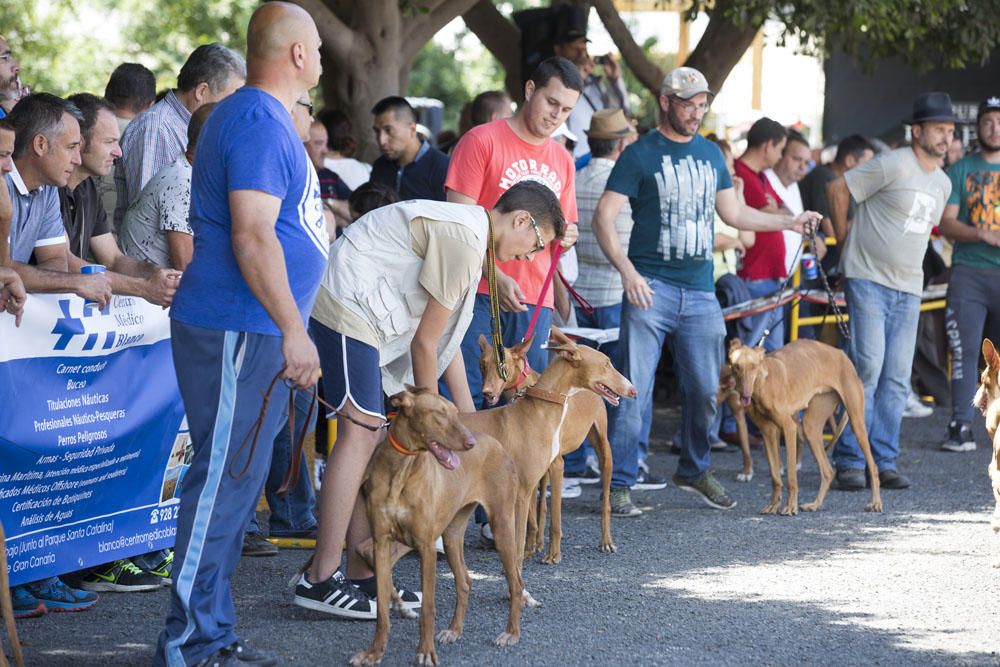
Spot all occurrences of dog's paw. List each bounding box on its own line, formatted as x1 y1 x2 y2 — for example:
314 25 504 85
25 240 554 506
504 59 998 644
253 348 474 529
865 501 883 513
780 504 799 516
541 550 561 565
349 650 383 666
495 632 520 647
599 541 617 554
415 648 439 666
521 589 541 608
736 472 753 483
760 503 780 515
436 629 461 645
800 501 821 512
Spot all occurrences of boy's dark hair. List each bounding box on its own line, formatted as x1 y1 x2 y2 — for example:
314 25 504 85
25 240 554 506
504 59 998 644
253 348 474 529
348 181 400 219
370 96 416 123
746 117 786 149
315 108 358 156
835 134 875 164
495 181 566 239
587 137 619 159
66 93 114 143
784 129 809 151
470 91 510 127
104 63 156 114
529 57 583 94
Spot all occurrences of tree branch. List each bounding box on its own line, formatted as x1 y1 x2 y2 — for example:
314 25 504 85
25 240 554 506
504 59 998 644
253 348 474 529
402 0 481 62
291 0 367 64
683 0 763 92
592 0 664 95
462 0 522 100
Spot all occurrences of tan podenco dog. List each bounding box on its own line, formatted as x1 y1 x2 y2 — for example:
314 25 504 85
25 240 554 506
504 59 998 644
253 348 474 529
973 339 1000 564
728 339 883 515
350 388 524 667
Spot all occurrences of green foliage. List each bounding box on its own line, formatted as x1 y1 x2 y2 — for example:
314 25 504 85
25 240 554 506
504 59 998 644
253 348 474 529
618 36 675 130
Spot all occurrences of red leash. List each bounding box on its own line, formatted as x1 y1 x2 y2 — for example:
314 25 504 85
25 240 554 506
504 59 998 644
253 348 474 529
522 244 563 342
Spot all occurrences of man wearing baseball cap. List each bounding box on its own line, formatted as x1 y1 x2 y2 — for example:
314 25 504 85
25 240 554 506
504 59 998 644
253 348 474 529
937 95 1000 453
827 92 955 490
592 67 820 514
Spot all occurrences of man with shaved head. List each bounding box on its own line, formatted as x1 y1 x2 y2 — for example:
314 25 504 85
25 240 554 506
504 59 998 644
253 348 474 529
155 3 326 666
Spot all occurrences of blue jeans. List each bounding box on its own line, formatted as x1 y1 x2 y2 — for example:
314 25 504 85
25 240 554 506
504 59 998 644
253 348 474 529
608 279 725 487
451 293 552 408
743 277 785 352
834 278 920 472
245 389 318 535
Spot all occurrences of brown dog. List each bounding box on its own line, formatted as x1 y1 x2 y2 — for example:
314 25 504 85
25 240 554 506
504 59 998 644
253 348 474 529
350 387 524 667
462 329 635 597
728 339 883 515
718 363 754 482
973 339 1000 555
478 329 615 564
0 520 25 667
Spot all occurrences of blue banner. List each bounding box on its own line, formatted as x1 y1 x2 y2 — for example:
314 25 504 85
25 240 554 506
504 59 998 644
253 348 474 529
0 294 187 586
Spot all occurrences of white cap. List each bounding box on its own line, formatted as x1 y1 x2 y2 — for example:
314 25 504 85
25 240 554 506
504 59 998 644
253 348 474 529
552 122 578 143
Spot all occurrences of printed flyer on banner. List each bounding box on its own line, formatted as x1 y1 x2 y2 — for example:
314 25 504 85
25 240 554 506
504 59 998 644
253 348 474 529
0 293 187 587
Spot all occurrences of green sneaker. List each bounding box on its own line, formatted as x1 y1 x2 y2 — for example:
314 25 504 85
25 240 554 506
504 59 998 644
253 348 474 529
80 559 162 593
672 471 736 510
609 488 642 517
143 549 174 586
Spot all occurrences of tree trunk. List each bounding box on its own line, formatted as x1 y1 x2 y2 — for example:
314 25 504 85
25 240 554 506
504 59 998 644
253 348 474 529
463 1 522 101
678 0 763 93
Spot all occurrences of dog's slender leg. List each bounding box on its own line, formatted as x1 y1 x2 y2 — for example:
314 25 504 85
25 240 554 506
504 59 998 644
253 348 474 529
414 544 439 666
350 535 394 666
0 521 24 667
534 470 549 556
759 422 783 514
591 413 616 553
512 492 540 608
437 507 475 645
524 481 540 558
729 395 753 482
780 418 800 516
843 378 883 512
800 395 837 511
492 503 524 647
542 457 564 564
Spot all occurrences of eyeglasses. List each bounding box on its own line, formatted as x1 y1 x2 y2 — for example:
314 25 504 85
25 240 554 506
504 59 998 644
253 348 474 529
670 96 710 114
296 99 314 116
527 215 545 256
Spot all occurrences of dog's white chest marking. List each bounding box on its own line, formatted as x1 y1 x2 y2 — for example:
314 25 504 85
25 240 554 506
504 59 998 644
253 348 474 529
550 388 583 463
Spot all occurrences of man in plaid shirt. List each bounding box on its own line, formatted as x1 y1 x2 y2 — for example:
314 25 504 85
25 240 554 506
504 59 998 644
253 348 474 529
114 43 245 232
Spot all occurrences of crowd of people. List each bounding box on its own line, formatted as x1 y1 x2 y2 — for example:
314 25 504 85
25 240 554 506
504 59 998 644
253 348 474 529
1 1 998 665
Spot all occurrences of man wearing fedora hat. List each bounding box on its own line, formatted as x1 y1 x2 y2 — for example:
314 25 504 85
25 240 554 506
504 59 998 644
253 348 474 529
827 91 955 491
937 95 1000 453
592 67 820 515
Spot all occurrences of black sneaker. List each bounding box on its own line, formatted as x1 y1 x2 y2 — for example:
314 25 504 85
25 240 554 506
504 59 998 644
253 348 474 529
293 569 376 620
228 640 278 666
834 469 865 491
565 467 601 484
940 421 976 452
672 472 736 510
632 470 668 491
242 532 278 557
353 576 422 611
873 469 911 490
141 550 174 586
81 559 163 593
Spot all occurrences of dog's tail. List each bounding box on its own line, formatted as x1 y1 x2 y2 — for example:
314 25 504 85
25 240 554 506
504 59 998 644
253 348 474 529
0 521 25 667
825 406 850 451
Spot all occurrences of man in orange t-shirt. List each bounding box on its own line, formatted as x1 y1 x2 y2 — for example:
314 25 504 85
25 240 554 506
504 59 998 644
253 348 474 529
446 57 582 407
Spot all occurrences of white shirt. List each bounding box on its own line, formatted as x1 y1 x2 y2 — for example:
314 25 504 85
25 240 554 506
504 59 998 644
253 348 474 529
765 169 804 276
324 157 372 191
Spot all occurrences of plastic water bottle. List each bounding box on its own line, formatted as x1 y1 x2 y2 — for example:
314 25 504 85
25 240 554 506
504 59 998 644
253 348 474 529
81 264 106 309
801 253 818 280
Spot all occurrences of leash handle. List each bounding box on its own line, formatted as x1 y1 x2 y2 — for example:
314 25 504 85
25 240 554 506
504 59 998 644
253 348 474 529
523 244 563 343
557 269 595 315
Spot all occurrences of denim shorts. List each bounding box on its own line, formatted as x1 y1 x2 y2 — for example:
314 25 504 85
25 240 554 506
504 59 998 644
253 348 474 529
309 318 385 419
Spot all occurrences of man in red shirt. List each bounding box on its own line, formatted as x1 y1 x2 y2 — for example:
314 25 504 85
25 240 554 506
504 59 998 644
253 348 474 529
445 57 582 407
734 117 789 350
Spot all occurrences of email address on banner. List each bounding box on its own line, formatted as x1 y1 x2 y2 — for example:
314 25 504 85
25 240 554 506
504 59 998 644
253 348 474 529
98 526 176 553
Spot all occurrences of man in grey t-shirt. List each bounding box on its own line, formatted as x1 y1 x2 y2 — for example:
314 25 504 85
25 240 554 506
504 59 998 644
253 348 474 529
826 92 954 491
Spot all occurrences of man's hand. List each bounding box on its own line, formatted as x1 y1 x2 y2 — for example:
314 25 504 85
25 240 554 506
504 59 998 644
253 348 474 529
790 211 823 235
144 268 182 307
0 269 26 327
600 53 621 81
979 228 1000 247
75 273 112 309
560 223 579 249
622 266 654 310
496 271 528 313
281 327 321 390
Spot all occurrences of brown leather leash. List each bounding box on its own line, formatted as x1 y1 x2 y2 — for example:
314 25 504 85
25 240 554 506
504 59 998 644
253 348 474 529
232 370 391 496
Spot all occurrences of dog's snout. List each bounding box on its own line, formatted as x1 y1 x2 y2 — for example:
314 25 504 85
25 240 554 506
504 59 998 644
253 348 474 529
464 434 476 450
624 381 637 398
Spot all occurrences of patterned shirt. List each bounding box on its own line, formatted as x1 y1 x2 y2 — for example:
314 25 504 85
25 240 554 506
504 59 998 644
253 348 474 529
119 154 193 268
574 157 632 307
114 90 191 232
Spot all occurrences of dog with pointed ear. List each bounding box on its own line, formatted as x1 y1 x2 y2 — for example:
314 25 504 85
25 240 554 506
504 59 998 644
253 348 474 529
975 339 1000 440
547 326 582 365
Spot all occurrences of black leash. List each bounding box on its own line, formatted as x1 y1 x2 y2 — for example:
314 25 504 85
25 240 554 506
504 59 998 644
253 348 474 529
806 226 851 342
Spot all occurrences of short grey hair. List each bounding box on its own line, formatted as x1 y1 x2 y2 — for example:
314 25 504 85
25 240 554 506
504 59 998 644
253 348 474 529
177 43 246 94
7 93 84 159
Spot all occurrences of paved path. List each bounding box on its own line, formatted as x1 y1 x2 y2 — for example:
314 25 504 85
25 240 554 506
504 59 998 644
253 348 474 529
14 407 1000 666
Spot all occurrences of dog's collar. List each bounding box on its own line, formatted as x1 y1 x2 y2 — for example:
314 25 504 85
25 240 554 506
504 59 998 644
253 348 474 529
523 386 567 406
387 428 418 457
509 359 533 391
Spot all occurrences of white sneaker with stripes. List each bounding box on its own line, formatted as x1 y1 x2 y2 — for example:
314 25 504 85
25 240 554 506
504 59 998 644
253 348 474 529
293 569 376 620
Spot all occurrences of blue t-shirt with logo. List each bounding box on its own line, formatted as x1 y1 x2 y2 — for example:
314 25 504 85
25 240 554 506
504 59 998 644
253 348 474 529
605 130 731 291
171 87 328 336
